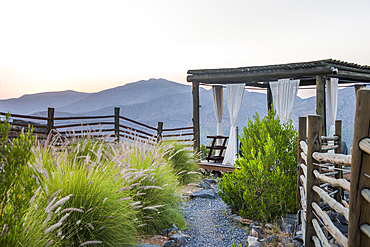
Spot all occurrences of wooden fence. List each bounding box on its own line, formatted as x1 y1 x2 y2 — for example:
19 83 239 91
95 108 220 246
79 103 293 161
297 89 370 247
0 107 194 146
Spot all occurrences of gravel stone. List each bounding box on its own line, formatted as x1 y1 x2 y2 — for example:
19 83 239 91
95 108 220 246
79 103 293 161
182 197 250 246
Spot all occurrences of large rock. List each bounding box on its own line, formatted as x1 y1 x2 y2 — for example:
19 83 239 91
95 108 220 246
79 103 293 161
163 240 176 247
261 235 279 244
169 232 188 246
192 189 215 199
162 227 180 237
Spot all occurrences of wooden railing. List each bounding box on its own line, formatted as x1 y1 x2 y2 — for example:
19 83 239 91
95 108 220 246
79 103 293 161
297 89 370 247
0 107 194 146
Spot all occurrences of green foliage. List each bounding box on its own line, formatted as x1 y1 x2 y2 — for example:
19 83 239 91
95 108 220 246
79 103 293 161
219 110 298 221
0 115 36 246
163 141 201 185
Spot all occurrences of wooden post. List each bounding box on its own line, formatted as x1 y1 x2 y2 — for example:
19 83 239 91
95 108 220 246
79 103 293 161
47 107 55 135
192 81 200 151
316 75 326 136
305 115 322 247
334 120 343 202
297 117 307 204
348 89 370 247
354 84 366 102
114 107 120 142
267 82 273 113
157 122 163 143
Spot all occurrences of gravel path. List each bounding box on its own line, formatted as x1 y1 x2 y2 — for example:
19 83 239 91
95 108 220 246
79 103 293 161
182 195 249 247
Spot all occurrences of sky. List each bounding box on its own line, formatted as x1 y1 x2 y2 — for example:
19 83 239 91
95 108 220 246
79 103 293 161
1 0 370 99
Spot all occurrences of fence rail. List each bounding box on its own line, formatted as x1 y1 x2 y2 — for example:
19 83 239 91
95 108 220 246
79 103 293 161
297 89 370 247
0 107 194 147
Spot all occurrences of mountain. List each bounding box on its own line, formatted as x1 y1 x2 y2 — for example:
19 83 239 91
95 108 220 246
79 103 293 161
0 90 89 115
56 78 191 113
0 78 360 147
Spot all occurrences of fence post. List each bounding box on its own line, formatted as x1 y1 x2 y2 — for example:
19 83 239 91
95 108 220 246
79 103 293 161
334 120 343 202
305 115 322 247
297 117 307 204
348 89 370 247
157 122 163 143
114 107 120 142
47 107 55 135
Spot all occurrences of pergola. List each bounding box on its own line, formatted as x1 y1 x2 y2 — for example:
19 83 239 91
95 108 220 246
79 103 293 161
187 59 370 152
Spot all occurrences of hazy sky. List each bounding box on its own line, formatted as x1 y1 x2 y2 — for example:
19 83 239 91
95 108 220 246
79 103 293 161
1 0 369 99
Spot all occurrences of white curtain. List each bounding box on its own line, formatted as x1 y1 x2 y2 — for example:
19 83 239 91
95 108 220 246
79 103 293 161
270 79 300 124
222 84 245 166
212 86 223 137
327 78 338 153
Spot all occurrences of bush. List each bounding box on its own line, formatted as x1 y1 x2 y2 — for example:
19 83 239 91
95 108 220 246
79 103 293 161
218 111 298 221
0 115 36 246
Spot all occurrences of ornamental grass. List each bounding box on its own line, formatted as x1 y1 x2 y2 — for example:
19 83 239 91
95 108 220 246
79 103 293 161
0 118 198 246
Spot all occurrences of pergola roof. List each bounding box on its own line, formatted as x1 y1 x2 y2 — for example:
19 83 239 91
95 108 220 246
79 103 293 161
187 59 370 88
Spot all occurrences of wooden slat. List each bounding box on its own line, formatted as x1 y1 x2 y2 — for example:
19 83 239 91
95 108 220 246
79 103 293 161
300 163 307 178
54 115 114 120
312 202 348 247
9 122 48 129
300 175 307 193
58 129 115 135
162 126 194 131
312 236 322 247
0 112 48 120
119 124 155 137
321 135 340 141
119 130 154 141
300 186 307 212
361 188 370 204
300 140 308 155
162 132 194 137
313 185 349 221
313 170 350 192
359 137 370 155
321 145 339 151
119 115 157 131
301 152 307 164
54 122 115 129
312 152 352 167
312 219 331 247
301 209 306 245
360 224 370 239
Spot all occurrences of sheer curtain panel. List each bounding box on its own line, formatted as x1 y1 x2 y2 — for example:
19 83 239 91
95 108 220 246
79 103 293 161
327 78 338 153
270 79 300 124
222 83 245 165
212 86 224 137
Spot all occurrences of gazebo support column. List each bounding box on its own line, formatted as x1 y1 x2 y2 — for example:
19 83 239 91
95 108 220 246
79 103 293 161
267 82 273 113
316 75 326 136
192 81 200 152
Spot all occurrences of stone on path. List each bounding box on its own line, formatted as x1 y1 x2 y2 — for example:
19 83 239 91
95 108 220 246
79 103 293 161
192 189 215 199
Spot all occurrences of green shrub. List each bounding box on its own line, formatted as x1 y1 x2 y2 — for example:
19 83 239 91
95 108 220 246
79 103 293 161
0 115 36 246
163 141 201 185
218 110 298 221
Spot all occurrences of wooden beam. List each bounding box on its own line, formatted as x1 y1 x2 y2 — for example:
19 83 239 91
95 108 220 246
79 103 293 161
187 66 333 83
334 120 343 202
267 82 273 113
355 84 366 102
316 75 326 136
305 115 322 247
337 70 370 82
348 89 370 247
192 81 200 152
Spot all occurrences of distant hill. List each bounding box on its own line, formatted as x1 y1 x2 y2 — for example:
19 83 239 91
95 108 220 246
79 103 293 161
0 78 361 147
0 90 89 114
